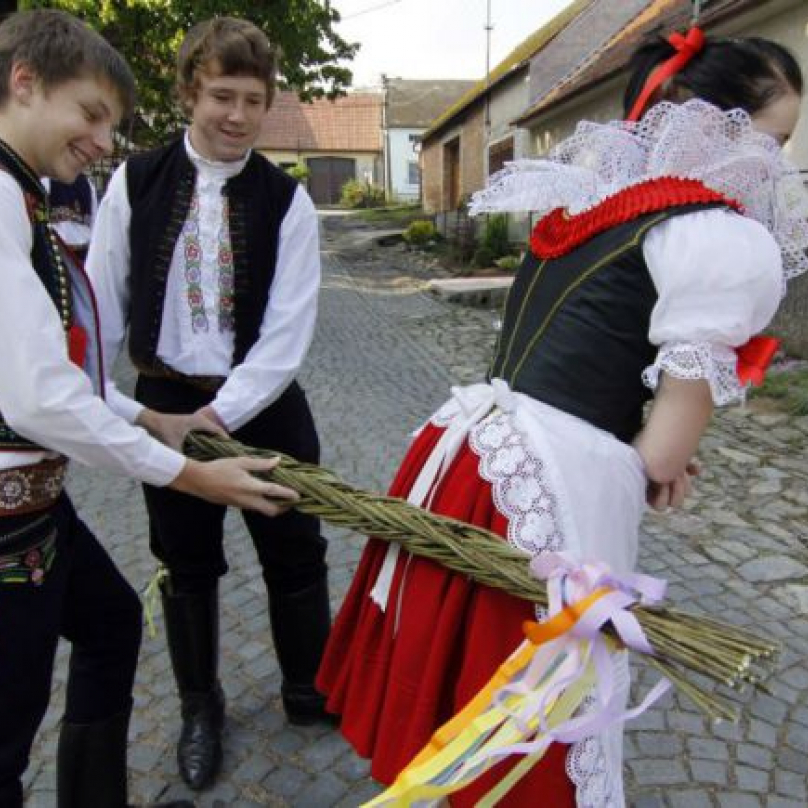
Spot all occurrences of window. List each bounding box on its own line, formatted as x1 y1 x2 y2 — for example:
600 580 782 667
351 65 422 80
407 161 420 186
488 136 514 176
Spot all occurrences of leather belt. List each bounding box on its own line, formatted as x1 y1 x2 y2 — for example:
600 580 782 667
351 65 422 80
0 457 68 517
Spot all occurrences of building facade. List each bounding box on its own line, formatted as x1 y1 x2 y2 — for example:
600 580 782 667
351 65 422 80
257 91 383 205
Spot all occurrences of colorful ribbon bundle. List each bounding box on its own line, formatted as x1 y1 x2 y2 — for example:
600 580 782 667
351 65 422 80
363 553 672 806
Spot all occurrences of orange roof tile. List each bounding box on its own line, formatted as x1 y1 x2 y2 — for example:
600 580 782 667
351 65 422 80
257 91 383 153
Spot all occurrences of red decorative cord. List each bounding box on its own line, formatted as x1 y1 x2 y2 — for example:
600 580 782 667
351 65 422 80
529 177 742 259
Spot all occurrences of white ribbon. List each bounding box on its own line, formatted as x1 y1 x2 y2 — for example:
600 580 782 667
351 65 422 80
369 380 516 611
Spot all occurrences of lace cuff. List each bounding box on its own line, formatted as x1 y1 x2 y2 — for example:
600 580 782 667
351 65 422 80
642 341 745 406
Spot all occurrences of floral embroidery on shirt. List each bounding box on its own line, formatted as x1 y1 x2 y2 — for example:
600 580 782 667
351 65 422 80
217 196 235 333
182 191 208 333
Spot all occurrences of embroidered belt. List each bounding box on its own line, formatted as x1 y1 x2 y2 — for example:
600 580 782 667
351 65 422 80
135 358 226 392
0 512 57 585
0 457 68 517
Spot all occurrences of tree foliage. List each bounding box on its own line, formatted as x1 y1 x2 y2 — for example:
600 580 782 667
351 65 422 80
21 0 358 144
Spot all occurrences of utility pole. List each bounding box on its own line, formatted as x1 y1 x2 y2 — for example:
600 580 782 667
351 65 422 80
381 73 392 202
484 0 492 131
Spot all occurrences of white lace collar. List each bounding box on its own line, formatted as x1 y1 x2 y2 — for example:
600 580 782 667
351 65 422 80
470 100 808 282
183 131 250 183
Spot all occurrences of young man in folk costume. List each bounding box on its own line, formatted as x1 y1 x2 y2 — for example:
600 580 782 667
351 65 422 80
87 16 333 792
316 28 806 807
0 9 297 808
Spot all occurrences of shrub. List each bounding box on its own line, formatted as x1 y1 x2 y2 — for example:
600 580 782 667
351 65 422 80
285 162 309 182
480 214 510 259
340 179 385 208
495 254 521 271
472 244 496 267
403 219 438 246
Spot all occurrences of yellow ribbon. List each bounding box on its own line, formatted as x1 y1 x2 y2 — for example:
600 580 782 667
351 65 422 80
141 565 169 639
362 587 614 806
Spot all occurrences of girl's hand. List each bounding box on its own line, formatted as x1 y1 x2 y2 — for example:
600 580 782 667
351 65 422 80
647 460 700 511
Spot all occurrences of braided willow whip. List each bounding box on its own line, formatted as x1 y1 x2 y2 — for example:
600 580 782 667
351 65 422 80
185 431 778 722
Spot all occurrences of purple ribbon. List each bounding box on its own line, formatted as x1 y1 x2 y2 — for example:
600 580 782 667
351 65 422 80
468 553 673 767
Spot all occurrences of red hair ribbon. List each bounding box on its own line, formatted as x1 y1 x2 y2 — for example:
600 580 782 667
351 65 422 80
735 335 779 387
626 27 706 122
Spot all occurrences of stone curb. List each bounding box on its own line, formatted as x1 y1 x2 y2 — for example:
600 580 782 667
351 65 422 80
426 276 513 308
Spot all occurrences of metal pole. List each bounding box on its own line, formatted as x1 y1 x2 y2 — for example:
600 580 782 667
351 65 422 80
484 0 492 131
381 73 392 202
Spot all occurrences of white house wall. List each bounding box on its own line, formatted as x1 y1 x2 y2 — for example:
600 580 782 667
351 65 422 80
528 80 623 157
485 71 534 242
487 72 532 161
388 128 423 201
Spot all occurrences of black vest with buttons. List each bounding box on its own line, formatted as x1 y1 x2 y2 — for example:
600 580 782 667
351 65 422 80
125 138 298 372
489 203 726 443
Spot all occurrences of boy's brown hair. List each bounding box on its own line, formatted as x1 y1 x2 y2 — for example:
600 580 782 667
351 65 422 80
0 8 135 114
176 17 279 110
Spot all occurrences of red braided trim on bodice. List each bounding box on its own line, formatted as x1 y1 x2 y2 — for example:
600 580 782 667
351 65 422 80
530 177 743 259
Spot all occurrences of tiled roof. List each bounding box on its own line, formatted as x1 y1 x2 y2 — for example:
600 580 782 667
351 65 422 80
257 91 382 152
526 0 652 107
516 0 764 124
385 79 477 128
422 0 594 142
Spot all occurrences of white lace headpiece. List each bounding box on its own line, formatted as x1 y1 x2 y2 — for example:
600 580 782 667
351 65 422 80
469 99 808 281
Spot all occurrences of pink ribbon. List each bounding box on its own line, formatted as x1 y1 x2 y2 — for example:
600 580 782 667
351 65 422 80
476 553 672 764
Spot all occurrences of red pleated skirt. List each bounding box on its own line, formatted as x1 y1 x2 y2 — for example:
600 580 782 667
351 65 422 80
317 422 576 806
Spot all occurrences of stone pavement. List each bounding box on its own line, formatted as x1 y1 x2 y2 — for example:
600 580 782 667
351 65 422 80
24 212 808 806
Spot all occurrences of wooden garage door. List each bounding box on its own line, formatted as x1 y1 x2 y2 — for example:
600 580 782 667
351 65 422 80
307 157 356 205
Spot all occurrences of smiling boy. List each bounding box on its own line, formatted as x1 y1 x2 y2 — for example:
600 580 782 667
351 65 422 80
86 17 333 791
0 10 298 808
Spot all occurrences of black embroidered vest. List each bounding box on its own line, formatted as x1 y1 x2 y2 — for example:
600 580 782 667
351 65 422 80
0 139 74 452
489 203 727 443
125 138 298 372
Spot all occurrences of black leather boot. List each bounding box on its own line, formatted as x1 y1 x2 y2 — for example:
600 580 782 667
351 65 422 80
268 576 338 726
161 581 224 791
57 706 194 807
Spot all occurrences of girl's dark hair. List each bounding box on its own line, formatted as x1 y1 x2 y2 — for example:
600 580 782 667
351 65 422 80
0 9 135 115
623 35 803 117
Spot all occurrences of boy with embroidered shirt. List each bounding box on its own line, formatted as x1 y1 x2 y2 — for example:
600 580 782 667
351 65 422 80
0 10 298 808
87 17 333 792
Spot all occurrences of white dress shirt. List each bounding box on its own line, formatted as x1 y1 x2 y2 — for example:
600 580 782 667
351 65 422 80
87 134 321 431
0 172 185 484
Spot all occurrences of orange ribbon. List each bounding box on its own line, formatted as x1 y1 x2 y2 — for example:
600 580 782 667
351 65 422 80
403 587 613 770
626 27 706 122
735 335 779 387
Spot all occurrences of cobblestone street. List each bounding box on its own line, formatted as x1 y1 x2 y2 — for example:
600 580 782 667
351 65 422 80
24 213 808 807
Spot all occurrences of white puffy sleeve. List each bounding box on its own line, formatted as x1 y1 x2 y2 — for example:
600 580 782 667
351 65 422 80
641 208 783 406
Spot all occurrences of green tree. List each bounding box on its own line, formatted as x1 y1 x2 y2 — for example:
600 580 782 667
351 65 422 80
22 0 358 145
